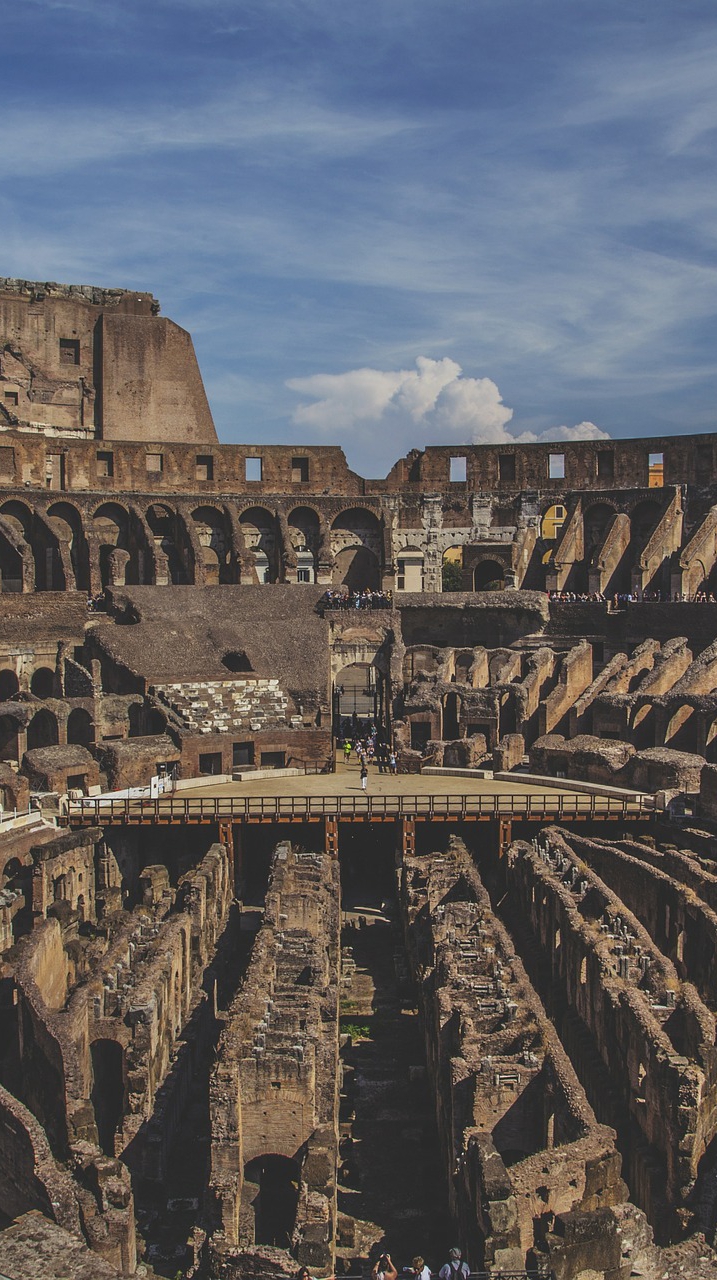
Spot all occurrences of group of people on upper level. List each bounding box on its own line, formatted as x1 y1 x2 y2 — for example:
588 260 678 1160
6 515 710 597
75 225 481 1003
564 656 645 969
323 588 393 610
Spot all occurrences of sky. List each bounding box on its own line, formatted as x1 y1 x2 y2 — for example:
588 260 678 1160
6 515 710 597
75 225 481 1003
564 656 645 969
2 0 716 477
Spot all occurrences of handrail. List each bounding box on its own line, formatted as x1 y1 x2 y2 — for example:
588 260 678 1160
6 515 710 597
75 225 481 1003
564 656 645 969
65 789 655 824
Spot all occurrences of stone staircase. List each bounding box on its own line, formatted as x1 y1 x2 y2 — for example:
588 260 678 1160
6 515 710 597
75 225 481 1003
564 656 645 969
153 677 295 734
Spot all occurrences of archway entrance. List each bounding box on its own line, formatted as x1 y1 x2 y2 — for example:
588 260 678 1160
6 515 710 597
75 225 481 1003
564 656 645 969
243 1155 300 1248
334 662 380 738
473 560 505 591
91 1039 125 1156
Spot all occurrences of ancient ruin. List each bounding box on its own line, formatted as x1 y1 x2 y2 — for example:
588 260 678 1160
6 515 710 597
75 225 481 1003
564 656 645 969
1 279 717 1278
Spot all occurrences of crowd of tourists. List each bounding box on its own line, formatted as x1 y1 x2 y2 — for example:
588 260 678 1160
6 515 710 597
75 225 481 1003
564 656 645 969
548 589 717 606
323 588 393 610
296 1245 471 1280
341 731 398 786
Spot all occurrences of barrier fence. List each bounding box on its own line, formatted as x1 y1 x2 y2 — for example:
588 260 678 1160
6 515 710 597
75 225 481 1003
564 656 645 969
65 789 655 825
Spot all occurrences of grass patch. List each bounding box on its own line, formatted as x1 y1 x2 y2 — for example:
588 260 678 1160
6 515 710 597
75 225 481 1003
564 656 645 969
341 1019 371 1041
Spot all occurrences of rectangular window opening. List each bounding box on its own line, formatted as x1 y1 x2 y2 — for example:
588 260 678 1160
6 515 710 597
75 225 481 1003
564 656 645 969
3 391 19 406
291 456 309 483
233 741 255 767
597 450 615 480
196 454 214 481
260 750 286 769
245 456 263 482
59 338 80 365
146 452 163 473
199 751 222 776
450 456 467 482
498 454 516 484
648 452 664 488
96 450 114 478
549 453 565 480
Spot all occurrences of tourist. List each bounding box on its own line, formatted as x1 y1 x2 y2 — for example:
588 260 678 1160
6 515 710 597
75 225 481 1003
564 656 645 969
372 1253 398 1280
405 1257 431 1280
360 758 368 791
344 740 352 763
438 1248 470 1280
389 749 397 775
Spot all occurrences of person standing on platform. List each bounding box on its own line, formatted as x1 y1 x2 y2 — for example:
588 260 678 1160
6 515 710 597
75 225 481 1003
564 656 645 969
360 758 368 791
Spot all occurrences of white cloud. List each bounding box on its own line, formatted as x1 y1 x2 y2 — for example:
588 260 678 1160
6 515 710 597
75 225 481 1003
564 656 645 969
288 357 610 456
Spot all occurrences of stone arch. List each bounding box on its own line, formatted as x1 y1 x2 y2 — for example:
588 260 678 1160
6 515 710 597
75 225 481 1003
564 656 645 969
0 521 26 593
0 669 19 700
442 545 464 592
330 507 382 589
629 499 662 547
631 703 655 750
239 506 278 583
46 501 90 592
583 502 617 561
191 505 232 585
287 506 321 582
92 502 135 589
396 546 424 592
0 501 48 590
664 704 698 752
27 708 59 750
67 708 94 747
541 502 568 542
0 714 20 761
473 559 505 591
30 667 55 699
146 503 191 585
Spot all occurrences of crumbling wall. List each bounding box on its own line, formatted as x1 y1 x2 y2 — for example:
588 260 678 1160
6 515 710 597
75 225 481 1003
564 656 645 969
400 837 645 1278
209 841 340 1275
507 829 716 1237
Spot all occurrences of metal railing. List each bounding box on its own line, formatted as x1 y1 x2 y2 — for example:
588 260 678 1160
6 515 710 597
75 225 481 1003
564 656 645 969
65 789 655 825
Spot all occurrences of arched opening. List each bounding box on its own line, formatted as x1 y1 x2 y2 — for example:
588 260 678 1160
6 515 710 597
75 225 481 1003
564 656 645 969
90 1039 125 1157
192 506 232 584
0 502 39 588
47 503 90 592
442 546 464 592
27 709 59 751
222 650 253 673
396 548 424 592
30 667 55 699
665 704 698 753
93 503 139 588
631 704 655 750
630 500 661 548
541 504 567 542
243 1155 300 1249
706 719 717 765
442 691 460 740
240 507 278 584
0 527 24 593
335 662 378 733
473 560 505 591
583 503 615 561
0 669 19 700
331 508 382 590
333 545 380 591
128 702 166 737
0 715 19 762
67 708 94 747
146 504 188 584
288 507 320 582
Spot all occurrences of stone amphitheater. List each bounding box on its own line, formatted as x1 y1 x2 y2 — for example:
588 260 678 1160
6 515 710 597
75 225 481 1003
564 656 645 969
1 278 717 1280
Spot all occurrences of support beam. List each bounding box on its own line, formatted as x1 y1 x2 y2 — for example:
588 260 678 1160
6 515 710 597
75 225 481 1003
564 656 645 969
324 815 339 858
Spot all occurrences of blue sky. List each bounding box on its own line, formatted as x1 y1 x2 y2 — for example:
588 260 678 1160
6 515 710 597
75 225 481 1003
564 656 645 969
2 0 716 477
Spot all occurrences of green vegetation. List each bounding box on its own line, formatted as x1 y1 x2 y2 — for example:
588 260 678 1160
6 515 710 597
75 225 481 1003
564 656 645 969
442 559 464 591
